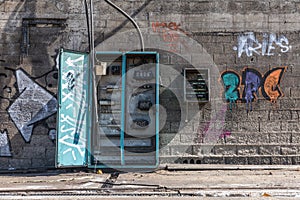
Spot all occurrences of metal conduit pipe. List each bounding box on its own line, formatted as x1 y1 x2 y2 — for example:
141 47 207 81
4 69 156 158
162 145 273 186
104 0 145 51
83 0 91 52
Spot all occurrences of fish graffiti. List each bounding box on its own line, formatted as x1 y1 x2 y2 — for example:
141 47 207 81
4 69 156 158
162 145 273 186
7 69 57 142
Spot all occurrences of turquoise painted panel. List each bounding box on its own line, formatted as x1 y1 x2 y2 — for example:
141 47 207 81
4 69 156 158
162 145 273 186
56 50 89 167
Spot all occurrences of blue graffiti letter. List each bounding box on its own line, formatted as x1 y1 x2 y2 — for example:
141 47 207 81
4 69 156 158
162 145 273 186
242 68 262 112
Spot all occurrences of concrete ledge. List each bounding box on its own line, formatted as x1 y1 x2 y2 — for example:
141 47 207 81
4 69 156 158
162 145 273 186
161 164 300 171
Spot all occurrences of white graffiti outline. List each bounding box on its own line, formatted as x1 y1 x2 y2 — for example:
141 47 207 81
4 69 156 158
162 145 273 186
234 32 291 57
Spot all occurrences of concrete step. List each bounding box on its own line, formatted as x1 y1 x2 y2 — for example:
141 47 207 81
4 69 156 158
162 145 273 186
160 155 300 165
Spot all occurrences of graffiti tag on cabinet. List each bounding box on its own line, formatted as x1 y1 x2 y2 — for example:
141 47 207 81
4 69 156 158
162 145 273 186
57 50 89 167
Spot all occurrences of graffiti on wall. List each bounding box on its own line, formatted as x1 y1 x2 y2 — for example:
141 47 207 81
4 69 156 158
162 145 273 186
0 70 16 100
0 1 67 162
152 21 190 53
7 69 57 143
242 68 262 112
0 130 12 157
48 129 56 142
221 71 240 110
196 104 231 144
262 68 286 103
233 32 291 57
220 67 287 111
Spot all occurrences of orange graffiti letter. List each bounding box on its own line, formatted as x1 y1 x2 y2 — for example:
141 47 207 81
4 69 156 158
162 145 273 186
262 67 287 103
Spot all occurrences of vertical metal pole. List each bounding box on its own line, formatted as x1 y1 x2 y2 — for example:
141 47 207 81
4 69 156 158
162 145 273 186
90 0 94 54
84 0 91 52
88 0 99 167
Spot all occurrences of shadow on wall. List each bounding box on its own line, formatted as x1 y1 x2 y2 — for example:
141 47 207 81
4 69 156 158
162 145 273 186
0 0 69 169
93 0 153 50
0 0 154 169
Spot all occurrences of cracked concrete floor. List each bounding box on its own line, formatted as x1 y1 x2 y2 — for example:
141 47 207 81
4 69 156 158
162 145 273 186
0 166 299 199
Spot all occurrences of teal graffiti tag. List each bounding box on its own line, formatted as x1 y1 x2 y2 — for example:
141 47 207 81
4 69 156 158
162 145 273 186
221 71 240 110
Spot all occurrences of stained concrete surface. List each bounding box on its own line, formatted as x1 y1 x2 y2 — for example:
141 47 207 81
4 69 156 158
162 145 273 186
0 165 299 199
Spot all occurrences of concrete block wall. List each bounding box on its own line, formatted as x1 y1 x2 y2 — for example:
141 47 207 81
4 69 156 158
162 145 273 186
0 0 84 170
0 0 299 169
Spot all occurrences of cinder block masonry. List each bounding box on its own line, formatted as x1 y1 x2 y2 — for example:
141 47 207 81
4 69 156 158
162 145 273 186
0 0 299 169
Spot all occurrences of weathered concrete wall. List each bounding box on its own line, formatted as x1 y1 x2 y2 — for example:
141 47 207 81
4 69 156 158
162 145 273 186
0 0 84 169
0 0 300 169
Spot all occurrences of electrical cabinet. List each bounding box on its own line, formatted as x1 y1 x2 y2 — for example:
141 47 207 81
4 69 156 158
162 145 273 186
183 68 209 102
93 52 159 169
56 50 159 170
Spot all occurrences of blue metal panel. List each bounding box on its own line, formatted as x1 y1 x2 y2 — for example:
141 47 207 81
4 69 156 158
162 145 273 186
120 53 126 166
155 53 160 166
125 51 158 55
87 53 94 167
95 51 123 55
56 49 89 167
